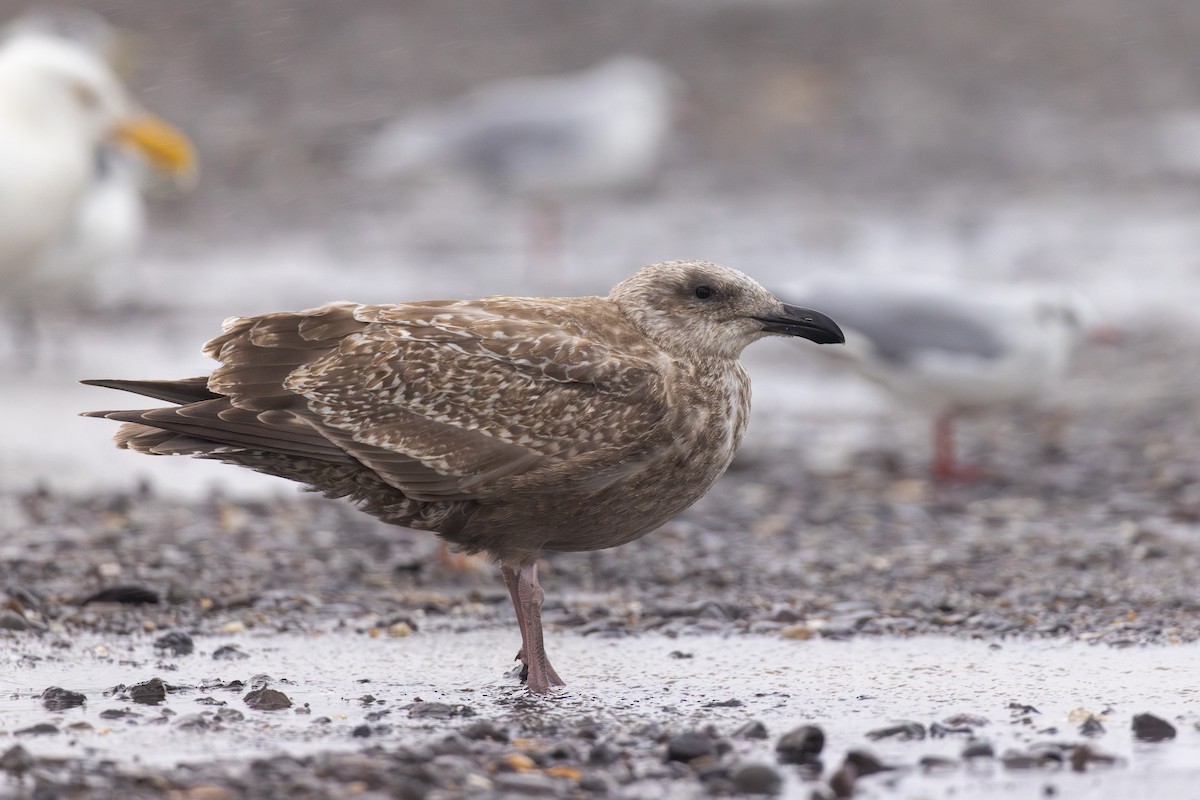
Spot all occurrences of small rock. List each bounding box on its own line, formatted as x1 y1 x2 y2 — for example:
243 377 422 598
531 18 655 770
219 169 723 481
962 741 995 759
492 772 559 796
666 731 715 763
351 724 371 738
1132 713 1176 742
1069 744 1119 772
731 762 783 795
735 720 769 740
588 742 621 766
775 725 824 764
407 701 473 718
845 750 890 776
919 755 958 773
1002 754 1039 770
40 686 86 711
154 631 195 656
175 714 211 731
828 762 857 799
129 678 168 705
0 745 34 774
0 611 31 631
1079 717 1106 737
212 645 249 661
214 707 244 724
82 585 159 605
15 723 58 736
462 720 509 742
865 721 925 741
244 688 292 710
701 698 743 708
943 713 989 727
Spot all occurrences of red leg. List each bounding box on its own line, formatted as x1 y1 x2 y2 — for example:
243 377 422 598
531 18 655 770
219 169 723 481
931 412 986 481
501 562 564 693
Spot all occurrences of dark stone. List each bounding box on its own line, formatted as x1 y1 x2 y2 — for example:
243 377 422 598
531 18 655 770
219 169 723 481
0 611 31 631
1132 713 1176 742
15 723 58 736
1079 717 1105 737
215 708 244 723
212 645 250 660
1069 745 1119 772
961 741 995 759
701 698 743 708
665 731 715 763
775 725 824 764
930 721 974 737
153 631 195 656
845 750 890 776
865 721 926 741
99 708 136 719
82 586 159 605
919 755 959 772
734 720 769 740
244 688 292 710
458 724 506 743
1002 754 1039 770
943 713 989 727
128 678 167 705
175 714 210 731
351 724 371 738
407 701 474 719
40 687 86 711
829 762 857 799
730 762 783 795
588 742 621 766
0 745 34 775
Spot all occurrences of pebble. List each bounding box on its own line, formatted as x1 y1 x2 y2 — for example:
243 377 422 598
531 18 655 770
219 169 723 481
665 731 715 763
462 720 509 742
492 772 560 796
407 701 474 719
844 750 890 776
129 678 168 705
775 725 824 764
730 762 783 795
154 631 195 656
0 745 34 775
41 686 86 710
961 741 995 759
734 720 769 740
244 688 292 710
212 645 249 660
865 721 925 741
15 723 58 736
1131 713 1176 742
82 586 160 605
0 611 32 631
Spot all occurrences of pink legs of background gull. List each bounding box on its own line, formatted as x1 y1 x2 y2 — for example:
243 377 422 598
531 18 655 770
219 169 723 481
931 411 986 481
500 562 565 694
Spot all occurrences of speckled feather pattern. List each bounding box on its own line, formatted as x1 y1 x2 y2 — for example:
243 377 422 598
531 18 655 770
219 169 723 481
88 261 803 566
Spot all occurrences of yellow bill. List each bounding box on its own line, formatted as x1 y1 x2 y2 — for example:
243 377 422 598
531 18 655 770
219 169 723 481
112 114 197 178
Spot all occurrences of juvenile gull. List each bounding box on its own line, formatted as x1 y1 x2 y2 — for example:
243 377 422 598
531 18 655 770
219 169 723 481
793 279 1099 479
84 260 843 694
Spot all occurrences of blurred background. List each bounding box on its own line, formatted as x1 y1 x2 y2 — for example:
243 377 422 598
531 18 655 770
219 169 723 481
3 0 1200 496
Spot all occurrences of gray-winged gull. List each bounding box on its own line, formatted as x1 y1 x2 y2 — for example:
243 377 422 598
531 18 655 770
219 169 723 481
84 260 844 694
353 55 680 262
793 279 1099 479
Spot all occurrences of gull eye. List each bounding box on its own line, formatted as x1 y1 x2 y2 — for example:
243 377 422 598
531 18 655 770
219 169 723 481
694 285 714 300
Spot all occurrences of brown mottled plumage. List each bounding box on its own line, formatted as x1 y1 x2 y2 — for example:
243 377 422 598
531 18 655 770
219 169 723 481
84 260 843 693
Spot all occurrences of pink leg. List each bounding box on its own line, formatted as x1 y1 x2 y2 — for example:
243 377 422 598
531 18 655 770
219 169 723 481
931 411 986 481
500 563 564 693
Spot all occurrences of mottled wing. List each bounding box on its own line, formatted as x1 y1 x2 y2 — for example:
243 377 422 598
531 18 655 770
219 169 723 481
230 301 669 503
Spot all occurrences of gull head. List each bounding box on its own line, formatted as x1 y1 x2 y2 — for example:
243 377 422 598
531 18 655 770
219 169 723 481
0 31 195 177
610 260 844 359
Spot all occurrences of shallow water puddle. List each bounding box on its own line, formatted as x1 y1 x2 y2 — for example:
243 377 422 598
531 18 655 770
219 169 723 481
1 631 1196 798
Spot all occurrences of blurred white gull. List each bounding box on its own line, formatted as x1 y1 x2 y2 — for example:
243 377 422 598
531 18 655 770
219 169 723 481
0 11 194 350
353 55 680 262
791 278 1104 479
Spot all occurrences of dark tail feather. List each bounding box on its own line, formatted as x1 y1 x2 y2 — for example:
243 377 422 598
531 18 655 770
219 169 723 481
80 378 220 406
